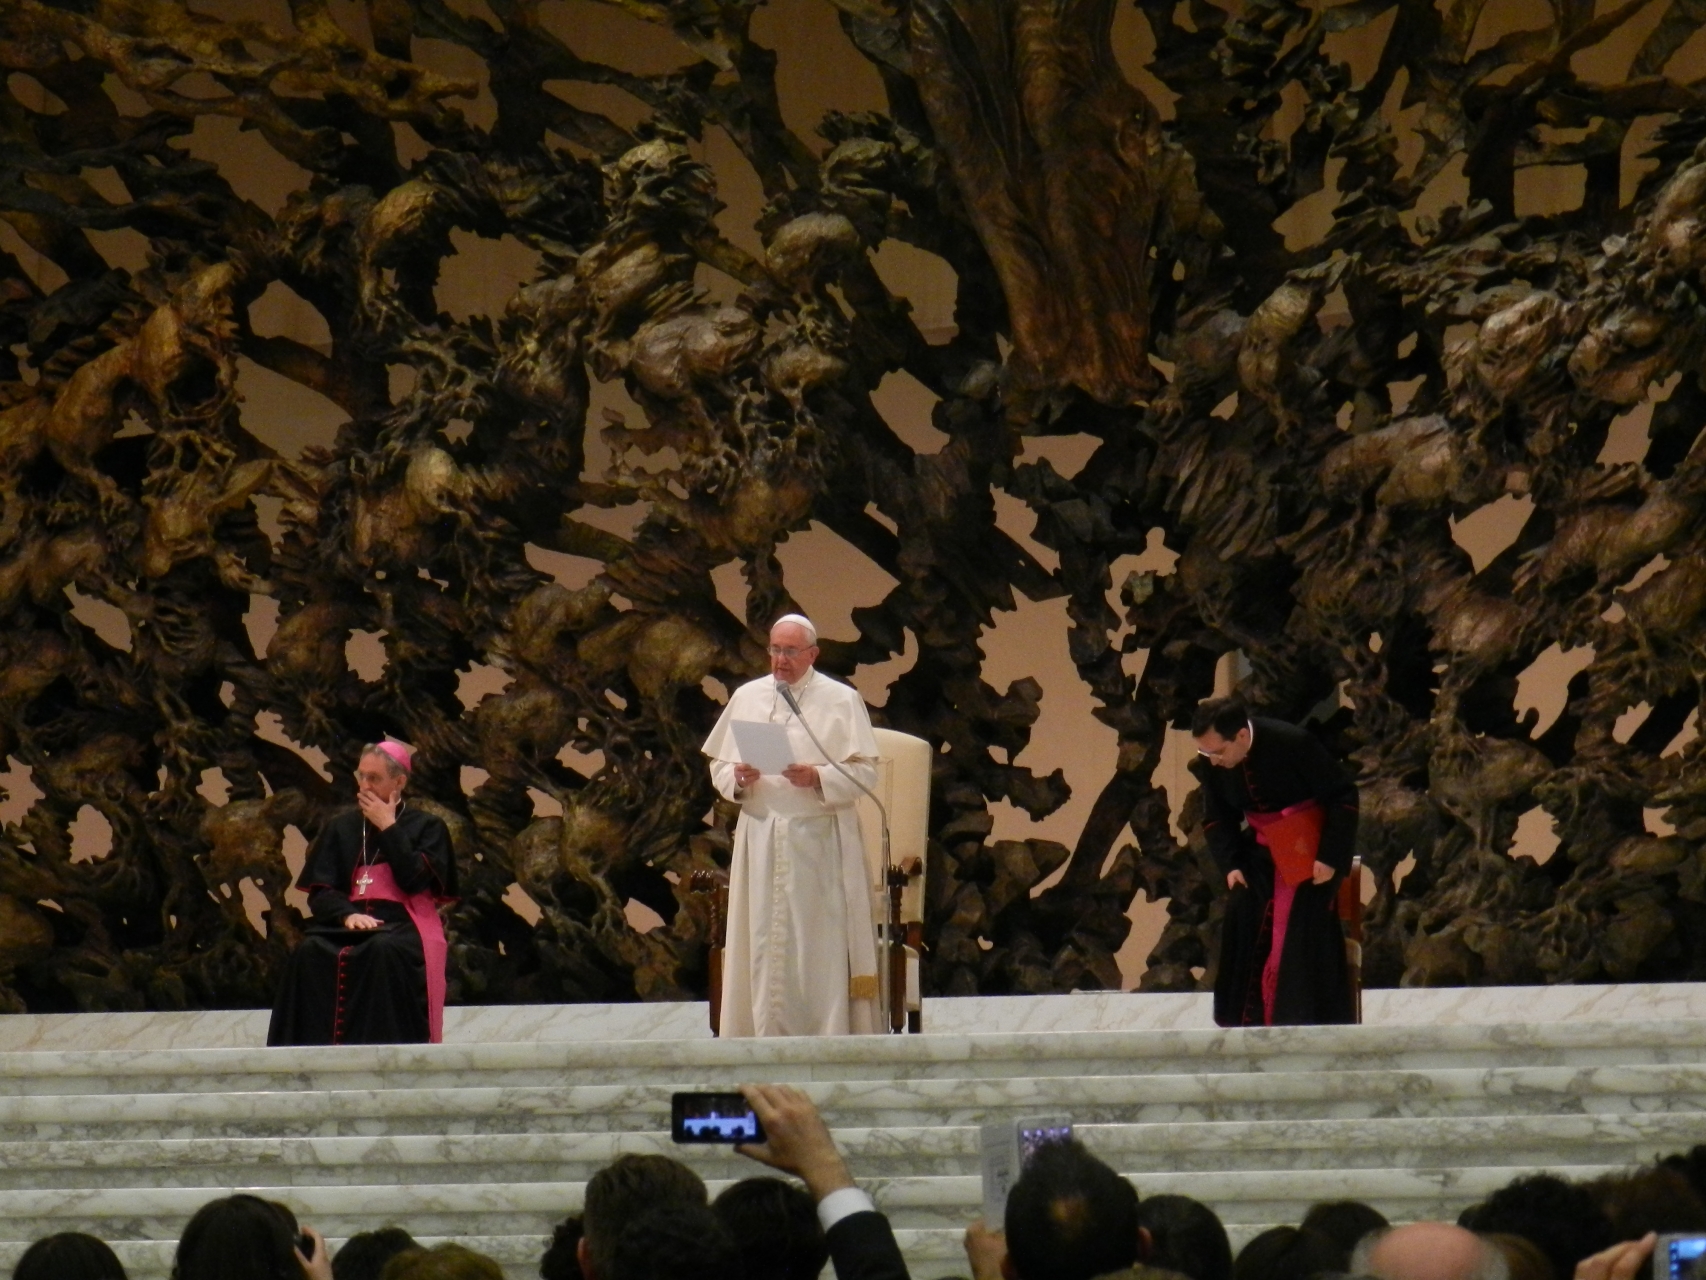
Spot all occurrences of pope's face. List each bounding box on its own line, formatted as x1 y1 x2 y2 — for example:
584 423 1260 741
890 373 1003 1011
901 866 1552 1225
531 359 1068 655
1193 725 1252 769
356 753 406 803
768 622 818 686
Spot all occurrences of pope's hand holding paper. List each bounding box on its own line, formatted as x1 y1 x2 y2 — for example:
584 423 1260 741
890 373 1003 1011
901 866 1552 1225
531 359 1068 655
730 720 796 774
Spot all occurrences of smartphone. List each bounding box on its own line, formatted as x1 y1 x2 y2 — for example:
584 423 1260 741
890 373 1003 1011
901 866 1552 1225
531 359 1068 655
297 1231 316 1261
1019 1118 1074 1165
981 1115 1073 1227
1655 1235 1706 1280
671 1091 765 1144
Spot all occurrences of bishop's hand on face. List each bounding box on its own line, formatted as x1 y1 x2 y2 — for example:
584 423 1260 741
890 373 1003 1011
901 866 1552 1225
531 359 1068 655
357 788 398 831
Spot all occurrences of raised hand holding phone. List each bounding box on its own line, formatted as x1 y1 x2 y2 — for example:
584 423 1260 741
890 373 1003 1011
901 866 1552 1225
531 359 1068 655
296 1225 332 1280
733 1083 855 1202
670 1091 764 1144
1574 1233 1655 1280
1647 1234 1705 1280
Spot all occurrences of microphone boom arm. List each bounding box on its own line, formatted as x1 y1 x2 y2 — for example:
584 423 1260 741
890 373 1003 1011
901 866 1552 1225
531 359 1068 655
778 684 890 871
781 682 928 1030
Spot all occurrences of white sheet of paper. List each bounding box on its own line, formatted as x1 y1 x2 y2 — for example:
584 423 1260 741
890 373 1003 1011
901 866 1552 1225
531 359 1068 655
730 720 795 774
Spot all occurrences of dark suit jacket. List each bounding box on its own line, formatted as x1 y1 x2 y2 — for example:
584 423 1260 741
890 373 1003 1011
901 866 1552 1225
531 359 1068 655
826 1209 911 1280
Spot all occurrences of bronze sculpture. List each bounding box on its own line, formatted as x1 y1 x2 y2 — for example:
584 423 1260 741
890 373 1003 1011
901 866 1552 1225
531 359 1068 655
3 0 1706 1014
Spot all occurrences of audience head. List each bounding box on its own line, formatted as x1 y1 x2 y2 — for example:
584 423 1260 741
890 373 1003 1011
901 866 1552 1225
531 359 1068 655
1660 1145 1706 1208
580 1154 708 1280
1232 1226 1345 1280
1459 1173 1614 1280
713 1175 828 1280
1300 1201 1389 1259
540 1214 585 1280
380 1244 503 1280
13 1232 128 1280
172 1194 306 1280
1138 1194 1232 1280
267 1200 301 1235
1004 1140 1142 1280
1484 1233 1555 1280
603 1203 738 1280
1351 1223 1508 1280
1588 1167 1706 1239
334 1228 421 1280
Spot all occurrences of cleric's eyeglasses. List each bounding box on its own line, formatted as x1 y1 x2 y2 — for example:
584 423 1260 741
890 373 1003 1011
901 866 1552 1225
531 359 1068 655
767 645 813 658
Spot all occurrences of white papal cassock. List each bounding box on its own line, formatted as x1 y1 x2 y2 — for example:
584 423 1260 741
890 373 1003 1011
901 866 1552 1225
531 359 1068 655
701 669 881 1037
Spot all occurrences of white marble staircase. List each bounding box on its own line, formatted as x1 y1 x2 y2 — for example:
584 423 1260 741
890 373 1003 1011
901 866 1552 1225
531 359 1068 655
1 989 1704 1280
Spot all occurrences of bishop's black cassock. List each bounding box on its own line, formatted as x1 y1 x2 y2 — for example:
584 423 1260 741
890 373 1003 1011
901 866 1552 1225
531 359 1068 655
267 805 456 1046
1191 716 1359 1026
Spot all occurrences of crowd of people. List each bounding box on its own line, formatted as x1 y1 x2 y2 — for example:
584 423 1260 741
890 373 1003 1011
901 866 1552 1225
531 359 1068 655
11 1085 1700 1280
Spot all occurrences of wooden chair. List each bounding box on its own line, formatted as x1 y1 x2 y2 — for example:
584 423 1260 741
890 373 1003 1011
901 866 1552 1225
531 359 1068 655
1336 855 1365 1024
689 868 730 1036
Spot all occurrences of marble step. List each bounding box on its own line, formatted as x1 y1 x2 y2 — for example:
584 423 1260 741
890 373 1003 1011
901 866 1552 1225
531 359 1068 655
0 1162 1631 1245
5 1019 1706 1096
0 1111 1696 1191
2 1003 1699 1280
2 1062 1703 1143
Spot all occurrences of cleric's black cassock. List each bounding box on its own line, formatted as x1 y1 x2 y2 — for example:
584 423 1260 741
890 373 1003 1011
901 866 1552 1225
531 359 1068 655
1191 716 1360 1027
267 805 456 1046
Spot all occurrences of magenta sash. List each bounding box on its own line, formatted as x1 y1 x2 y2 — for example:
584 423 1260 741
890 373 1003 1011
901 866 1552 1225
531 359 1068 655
1245 800 1324 1025
1245 799 1324 887
349 860 449 1044
1258 878 1298 1025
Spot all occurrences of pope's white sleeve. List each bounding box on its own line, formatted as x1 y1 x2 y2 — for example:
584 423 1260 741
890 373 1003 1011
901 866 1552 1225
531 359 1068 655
817 755 877 808
709 758 744 802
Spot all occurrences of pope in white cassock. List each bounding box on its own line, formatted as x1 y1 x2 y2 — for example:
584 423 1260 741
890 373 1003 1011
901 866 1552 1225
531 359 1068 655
701 614 882 1037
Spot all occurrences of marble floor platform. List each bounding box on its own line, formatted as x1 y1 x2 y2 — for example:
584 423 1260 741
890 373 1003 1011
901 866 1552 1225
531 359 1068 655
2 980 1704 1051
0 988 1703 1279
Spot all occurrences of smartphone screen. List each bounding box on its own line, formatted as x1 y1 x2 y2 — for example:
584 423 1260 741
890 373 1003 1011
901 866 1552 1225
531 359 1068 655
1657 1235 1706 1280
671 1091 765 1144
1019 1121 1074 1168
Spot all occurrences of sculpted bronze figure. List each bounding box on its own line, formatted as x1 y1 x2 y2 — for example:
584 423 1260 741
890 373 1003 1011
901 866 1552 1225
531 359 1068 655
4 0 1706 1013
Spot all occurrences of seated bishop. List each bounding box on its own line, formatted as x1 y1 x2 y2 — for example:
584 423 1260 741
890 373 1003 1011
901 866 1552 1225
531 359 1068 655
267 740 457 1046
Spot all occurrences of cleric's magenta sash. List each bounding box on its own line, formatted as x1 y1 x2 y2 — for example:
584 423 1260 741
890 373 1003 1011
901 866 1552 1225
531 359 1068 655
1245 799 1326 1025
350 860 449 1044
1245 799 1324 888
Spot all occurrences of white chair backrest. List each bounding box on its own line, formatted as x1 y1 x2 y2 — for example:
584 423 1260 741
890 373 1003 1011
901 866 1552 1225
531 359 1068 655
857 727 931 925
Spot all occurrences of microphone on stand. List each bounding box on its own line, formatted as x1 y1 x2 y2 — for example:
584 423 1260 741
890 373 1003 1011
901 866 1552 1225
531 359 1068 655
781 682 921 1030
781 686 893 880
